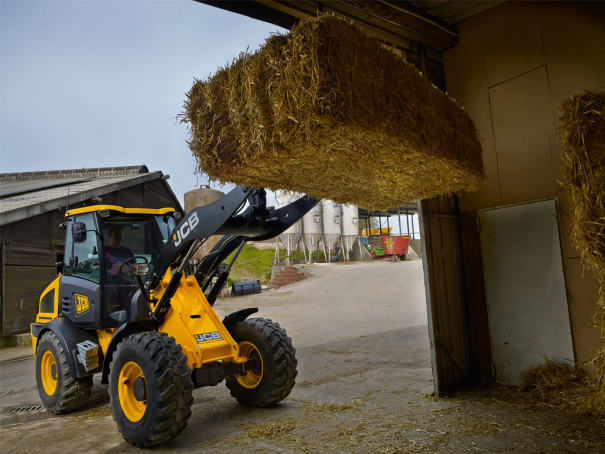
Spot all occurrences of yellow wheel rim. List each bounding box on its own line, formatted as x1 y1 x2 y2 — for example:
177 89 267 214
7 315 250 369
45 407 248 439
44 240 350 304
40 351 58 395
237 341 263 389
118 361 147 422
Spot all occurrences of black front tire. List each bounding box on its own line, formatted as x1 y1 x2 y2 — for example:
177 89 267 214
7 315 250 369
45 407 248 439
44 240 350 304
108 331 193 447
225 318 297 407
35 331 93 414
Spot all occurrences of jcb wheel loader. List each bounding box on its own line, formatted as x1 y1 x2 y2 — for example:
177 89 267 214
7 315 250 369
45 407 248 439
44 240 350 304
30 186 316 447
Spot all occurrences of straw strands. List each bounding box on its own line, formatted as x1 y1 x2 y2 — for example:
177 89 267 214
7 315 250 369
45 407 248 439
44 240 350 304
518 359 604 420
519 90 605 422
559 89 605 386
182 15 485 210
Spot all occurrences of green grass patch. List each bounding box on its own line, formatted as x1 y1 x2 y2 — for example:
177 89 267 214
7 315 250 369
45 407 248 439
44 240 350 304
225 244 326 285
226 244 275 285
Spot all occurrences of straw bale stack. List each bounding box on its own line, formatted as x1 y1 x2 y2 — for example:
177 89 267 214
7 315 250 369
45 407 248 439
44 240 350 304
559 89 605 386
182 15 484 210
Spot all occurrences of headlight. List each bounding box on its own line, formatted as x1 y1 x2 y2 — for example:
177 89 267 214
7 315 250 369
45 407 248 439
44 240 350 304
130 263 150 276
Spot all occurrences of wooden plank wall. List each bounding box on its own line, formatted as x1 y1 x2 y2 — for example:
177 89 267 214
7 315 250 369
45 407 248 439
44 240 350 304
420 195 473 393
3 266 57 334
0 212 57 335
460 212 492 378
0 213 51 249
145 179 177 209
0 178 182 336
0 246 4 335
116 185 145 208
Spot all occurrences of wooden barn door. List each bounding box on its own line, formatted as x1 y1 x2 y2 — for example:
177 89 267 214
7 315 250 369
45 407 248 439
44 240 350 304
419 195 472 394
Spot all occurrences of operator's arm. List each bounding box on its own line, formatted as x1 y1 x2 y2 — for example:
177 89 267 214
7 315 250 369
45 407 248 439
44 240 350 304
106 247 134 276
105 248 119 276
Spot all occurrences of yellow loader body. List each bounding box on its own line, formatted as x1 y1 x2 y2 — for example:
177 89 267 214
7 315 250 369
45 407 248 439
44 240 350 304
30 187 312 447
32 271 246 372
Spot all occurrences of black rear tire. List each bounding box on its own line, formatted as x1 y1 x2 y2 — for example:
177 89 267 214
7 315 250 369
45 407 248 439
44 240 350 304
108 331 193 447
225 318 297 407
35 331 93 414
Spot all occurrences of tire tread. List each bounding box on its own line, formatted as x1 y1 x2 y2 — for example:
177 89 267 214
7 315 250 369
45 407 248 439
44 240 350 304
36 331 92 414
225 318 297 407
109 331 193 447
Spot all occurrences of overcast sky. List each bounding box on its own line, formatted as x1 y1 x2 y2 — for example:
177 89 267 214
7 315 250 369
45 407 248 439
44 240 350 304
1 0 418 235
1 0 282 206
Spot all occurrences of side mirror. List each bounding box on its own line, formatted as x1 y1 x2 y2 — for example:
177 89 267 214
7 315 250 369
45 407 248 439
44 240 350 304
72 222 87 243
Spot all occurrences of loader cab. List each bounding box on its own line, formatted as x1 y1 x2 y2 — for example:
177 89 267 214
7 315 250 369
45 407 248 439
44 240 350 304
62 206 177 328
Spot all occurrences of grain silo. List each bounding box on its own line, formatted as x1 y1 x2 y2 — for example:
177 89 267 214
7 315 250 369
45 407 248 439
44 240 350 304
341 204 359 261
184 186 225 262
322 200 342 262
301 200 323 263
275 192 302 260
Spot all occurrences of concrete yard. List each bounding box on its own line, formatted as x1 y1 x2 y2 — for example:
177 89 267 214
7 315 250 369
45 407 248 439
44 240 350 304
1 261 603 453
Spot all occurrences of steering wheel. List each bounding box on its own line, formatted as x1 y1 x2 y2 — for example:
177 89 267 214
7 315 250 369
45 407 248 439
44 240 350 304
118 256 149 276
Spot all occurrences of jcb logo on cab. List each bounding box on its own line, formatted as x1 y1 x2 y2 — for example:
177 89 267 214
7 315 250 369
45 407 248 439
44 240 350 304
74 294 90 315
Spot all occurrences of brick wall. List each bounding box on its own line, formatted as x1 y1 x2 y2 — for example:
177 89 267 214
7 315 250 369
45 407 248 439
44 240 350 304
271 266 307 289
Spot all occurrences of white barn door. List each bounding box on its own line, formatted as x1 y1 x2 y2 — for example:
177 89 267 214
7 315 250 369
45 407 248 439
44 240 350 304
478 199 574 385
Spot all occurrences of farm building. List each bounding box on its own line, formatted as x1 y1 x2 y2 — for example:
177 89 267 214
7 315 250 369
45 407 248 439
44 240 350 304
0 165 183 338
199 0 605 391
1 2 604 451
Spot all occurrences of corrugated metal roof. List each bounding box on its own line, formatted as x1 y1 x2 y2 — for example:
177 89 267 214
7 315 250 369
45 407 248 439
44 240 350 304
0 165 149 182
0 177 92 198
0 165 166 226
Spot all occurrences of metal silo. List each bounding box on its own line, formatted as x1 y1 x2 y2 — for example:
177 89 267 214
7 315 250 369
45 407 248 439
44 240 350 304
275 192 302 259
341 204 359 261
302 199 323 263
184 186 225 261
322 200 342 262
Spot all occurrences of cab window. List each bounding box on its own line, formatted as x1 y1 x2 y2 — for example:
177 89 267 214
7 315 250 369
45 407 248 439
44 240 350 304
102 213 175 325
65 214 100 282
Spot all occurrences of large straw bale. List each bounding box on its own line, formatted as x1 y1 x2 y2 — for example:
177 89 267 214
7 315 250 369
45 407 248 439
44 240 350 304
559 89 605 385
182 15 485 210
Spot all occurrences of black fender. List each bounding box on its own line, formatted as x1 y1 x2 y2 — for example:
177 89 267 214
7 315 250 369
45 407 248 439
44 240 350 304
36 317 101 379
222 308 259 334
100 319 160 384
31 322 44 339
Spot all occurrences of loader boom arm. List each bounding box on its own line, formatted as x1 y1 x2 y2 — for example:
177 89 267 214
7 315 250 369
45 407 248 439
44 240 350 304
146 186 317 292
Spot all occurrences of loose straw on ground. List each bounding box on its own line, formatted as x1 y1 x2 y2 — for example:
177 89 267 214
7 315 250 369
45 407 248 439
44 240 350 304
518 359 604 420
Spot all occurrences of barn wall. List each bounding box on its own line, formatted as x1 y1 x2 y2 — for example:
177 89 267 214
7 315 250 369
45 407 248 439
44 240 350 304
443 1 605 369
0 212 58 335
0 178 182 336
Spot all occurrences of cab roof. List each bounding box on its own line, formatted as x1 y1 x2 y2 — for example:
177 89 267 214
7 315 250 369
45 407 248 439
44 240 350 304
65 205 175 217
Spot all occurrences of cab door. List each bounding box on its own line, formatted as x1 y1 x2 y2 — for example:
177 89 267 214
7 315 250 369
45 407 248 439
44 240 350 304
60 213 102 328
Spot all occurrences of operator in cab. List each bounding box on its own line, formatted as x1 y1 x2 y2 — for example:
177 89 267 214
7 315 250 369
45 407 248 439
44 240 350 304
105 227 135 314
104 227 134 275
